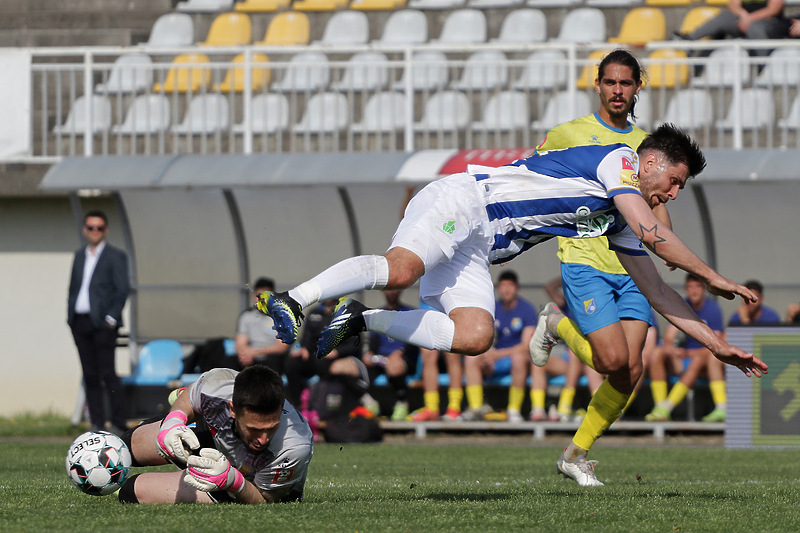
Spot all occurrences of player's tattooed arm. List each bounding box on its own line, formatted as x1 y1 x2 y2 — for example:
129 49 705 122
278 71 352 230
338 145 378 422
636 222 667 254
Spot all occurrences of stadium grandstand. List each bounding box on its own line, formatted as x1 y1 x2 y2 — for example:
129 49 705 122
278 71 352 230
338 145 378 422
2 0 799 441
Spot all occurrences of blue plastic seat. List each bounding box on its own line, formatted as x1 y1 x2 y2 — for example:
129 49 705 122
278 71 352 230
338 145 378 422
123 339 184 386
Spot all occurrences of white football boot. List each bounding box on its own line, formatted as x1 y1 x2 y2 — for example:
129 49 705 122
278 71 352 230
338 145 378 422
557 452 604 487
529 302 563 367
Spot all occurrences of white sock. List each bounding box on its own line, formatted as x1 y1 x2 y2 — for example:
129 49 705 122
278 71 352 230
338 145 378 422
289 255 389 309
364 309 455 351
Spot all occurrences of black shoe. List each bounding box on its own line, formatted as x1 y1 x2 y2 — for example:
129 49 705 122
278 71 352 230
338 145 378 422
315 297 368 359
671 32 690 41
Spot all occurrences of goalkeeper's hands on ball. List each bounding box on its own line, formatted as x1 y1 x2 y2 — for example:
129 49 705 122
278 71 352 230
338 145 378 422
184 448 246 494
156 410 200 467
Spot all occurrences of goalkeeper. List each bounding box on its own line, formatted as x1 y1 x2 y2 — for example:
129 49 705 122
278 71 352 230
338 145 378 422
118 364 314 504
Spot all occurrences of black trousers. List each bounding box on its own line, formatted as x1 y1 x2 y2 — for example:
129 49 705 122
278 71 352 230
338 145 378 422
71 314 127 429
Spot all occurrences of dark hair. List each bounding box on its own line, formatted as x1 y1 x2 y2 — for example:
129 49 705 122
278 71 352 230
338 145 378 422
744 279 764 294
253 277 275 292
685 273 702 284
232 364 285 415
83 210 108 225
497 270 519 285
637 123 706 178
597 49 644 121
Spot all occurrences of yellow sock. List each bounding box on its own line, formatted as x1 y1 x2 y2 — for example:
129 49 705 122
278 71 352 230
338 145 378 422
572 380 629 451
622 390 637 412
557 386 576 415
710 380 727 406
557 318 595 370
508 386 525 412
530 388 546 410
424 390 440 412
448 387 463 411
667 381 690 407
651 380 668 404
466 385 483 410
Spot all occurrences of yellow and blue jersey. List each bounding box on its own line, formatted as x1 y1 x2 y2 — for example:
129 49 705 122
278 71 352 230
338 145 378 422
536 113 648 275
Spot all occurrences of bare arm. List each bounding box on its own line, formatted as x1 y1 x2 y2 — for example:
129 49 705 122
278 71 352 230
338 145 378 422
748 0 784 21
727 0 747 17
652 203 672 228
613 193 757 303
617 252 767 377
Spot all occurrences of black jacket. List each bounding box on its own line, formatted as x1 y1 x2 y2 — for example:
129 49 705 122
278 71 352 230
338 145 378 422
67 243 130 329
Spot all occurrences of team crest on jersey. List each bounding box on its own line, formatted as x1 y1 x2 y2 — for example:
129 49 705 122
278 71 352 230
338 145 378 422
583 298 598 315
510 317 522 331
575 206 615 238
272 468 295 484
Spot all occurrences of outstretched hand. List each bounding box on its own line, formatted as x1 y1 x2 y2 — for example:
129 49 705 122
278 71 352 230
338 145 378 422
714 344 768 378
707 276 758 303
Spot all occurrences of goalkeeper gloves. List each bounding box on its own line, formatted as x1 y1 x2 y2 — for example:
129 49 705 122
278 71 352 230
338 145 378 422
185 448 246 494
156 410 200 467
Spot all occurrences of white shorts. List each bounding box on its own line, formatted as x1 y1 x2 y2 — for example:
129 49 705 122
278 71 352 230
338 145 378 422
388 173 495 316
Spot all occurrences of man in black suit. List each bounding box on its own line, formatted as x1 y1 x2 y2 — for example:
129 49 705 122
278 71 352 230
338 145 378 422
68 210 130 434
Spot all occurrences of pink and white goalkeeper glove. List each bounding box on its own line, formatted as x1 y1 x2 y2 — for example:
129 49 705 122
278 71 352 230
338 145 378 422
156 410 200 466
184 448 246 494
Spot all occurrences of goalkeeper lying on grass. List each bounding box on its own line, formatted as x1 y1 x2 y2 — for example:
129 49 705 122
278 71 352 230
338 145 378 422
119 365 314 504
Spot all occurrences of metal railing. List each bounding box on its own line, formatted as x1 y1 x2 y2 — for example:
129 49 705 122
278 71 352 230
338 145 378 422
17 39 800 161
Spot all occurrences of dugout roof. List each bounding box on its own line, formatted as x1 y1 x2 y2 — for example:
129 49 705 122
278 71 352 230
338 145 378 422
39 150 800 345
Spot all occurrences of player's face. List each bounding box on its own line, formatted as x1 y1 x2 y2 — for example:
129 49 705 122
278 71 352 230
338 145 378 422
638 153 689 208
496 279 518 305
82 216 108 246
685 279 706 307
231 406 282 453
596 64 640 124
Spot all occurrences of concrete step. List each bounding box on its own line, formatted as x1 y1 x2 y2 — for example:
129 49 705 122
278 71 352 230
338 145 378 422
0 11 167 32
0 28 134 47
0 0 171 12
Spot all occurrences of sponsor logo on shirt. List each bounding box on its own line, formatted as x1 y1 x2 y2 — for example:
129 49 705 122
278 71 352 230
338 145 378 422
620 156 639 188
575 206 615 238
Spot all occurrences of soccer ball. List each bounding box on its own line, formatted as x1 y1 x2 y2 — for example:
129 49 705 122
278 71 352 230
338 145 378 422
66 431 132 496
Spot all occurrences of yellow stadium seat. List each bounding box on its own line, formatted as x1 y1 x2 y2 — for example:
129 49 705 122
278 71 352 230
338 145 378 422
153 53 211 93
647 49 689 89
214 53 270 92
256 11 310 45
292 0 348 12
704 0 727 5
577 49 610 90
645 0 691 5
235 0 291 12
680 6 720 36
200 12 252 46
608 7 666 47
351 0 406 10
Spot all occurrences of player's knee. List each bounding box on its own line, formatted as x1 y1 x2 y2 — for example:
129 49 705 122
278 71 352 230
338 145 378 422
593 348 628 374
118 473 140 504
461 333 495 356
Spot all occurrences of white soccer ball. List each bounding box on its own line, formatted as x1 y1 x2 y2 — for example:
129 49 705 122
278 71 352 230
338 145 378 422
66 431 132 496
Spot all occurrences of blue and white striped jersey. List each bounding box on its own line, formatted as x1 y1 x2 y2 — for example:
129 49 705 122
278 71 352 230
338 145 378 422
467 143 648 265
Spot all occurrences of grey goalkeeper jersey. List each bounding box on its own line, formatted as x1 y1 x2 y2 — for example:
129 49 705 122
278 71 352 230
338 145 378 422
188 368 314 498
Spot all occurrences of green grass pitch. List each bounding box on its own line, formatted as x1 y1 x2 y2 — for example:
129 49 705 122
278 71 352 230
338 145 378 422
2 438 799 532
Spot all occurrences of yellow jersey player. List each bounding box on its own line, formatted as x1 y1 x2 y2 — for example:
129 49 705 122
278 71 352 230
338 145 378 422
529 50 671 486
